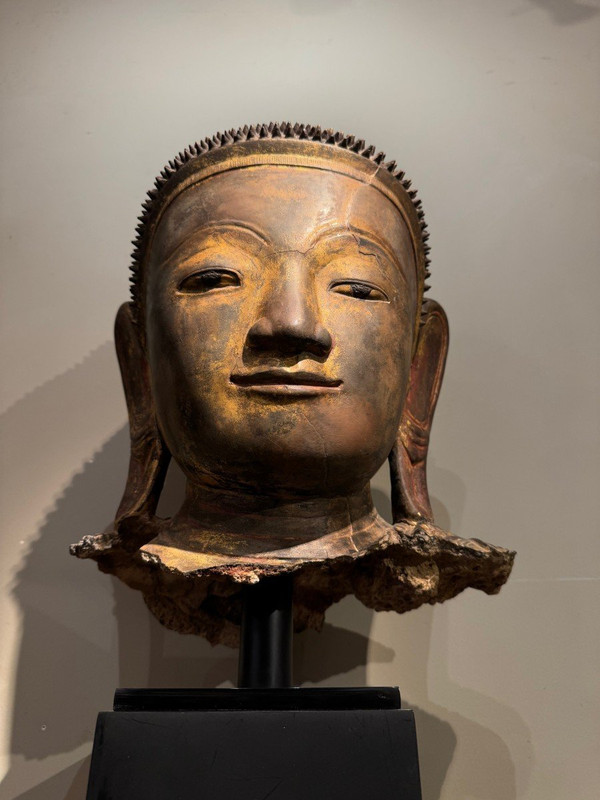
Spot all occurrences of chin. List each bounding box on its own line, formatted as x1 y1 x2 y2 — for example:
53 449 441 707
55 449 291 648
195 440 385 498
162 401 393 496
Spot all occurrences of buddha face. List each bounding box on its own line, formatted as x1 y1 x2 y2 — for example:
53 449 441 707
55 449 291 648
144 165 418 497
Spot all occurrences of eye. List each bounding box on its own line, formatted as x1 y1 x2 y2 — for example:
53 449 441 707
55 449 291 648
330 281 389 302
178 268 241 294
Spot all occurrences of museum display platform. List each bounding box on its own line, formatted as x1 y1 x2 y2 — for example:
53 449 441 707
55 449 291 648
85 687 422 799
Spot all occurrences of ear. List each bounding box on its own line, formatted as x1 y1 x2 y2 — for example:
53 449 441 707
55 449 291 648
388 299 449 523
113 303 170 539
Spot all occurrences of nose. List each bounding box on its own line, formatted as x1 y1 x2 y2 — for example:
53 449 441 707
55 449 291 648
247 258 332 358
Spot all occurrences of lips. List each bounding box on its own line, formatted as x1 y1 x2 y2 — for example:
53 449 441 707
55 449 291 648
230 370 342 395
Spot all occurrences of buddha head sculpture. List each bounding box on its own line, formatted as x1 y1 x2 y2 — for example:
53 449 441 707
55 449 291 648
72 123 514 645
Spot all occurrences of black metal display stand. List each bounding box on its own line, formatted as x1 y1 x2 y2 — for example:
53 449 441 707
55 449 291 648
85 577 423 799
238 574 294 688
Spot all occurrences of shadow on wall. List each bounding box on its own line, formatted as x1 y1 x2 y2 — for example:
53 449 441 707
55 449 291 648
285 0 599 26
2 762 91 800
0 345 527 799
524 0 599 24
375 481 530 800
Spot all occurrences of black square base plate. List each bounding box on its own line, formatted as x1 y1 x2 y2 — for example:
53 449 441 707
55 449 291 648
86 688 422 800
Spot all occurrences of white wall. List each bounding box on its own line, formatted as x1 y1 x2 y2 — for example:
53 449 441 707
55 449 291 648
1 1 598 798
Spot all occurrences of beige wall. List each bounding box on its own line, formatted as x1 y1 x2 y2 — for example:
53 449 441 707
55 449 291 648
1 1 599 798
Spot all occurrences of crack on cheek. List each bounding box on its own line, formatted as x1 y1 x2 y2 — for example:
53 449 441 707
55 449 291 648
297 406 328 490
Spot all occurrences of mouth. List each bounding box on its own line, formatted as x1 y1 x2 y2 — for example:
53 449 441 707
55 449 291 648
230 370 343 396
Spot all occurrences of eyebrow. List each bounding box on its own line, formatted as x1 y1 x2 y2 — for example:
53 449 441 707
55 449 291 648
307 225 408 280
159 221 410 289
210 220 270 245
159 221 270 268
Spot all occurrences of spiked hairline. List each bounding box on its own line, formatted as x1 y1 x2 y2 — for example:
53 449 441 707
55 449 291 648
129 122 432 322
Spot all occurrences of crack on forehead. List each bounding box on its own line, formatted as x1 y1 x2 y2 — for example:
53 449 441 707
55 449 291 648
344 181 416 298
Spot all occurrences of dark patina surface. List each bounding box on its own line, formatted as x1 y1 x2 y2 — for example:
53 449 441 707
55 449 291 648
71 123 514 645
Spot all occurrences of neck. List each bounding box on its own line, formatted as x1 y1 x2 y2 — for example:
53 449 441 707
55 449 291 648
140 481 391 574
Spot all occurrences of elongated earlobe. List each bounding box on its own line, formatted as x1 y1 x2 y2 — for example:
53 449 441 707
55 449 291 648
389 299 449 522
113 303 170 545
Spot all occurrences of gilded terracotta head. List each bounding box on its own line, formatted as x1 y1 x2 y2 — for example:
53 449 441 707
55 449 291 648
72 124 514 644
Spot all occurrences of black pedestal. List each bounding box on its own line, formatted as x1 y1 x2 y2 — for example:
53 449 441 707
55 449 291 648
86 688 422 799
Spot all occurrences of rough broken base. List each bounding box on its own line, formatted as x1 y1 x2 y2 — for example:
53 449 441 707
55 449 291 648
71 519 514 647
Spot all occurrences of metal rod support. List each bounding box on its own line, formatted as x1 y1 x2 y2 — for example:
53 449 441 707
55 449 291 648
237 575 293 688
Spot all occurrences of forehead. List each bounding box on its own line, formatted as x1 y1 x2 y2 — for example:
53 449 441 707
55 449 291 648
151 166 416 278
